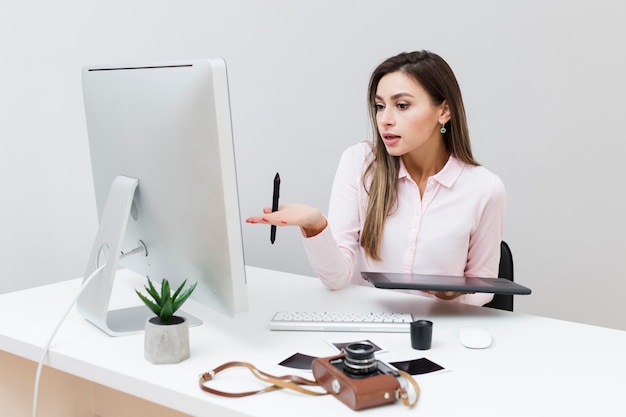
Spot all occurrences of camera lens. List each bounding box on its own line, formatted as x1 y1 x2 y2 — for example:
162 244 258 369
343 342 377 376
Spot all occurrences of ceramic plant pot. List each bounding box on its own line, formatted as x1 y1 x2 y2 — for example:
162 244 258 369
144 316 190 364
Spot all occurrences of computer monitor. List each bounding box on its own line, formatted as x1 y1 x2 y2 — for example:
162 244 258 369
76 59 248 336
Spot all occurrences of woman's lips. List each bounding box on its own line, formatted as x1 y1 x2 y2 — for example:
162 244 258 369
383 134 401 146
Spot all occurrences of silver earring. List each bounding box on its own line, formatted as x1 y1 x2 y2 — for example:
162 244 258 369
440 123 447 134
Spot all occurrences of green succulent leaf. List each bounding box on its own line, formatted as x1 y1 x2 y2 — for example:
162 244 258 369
135 290 161 316
160 298 174 323
172 281 197 313
146 278 161 305
172 279 188 301
161 279 170 303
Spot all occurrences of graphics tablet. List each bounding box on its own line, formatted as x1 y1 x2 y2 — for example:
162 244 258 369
361 272 531 295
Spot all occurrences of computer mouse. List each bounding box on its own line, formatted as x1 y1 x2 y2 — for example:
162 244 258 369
458 326 492 349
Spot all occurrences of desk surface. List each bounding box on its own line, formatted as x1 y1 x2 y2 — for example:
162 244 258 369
1 266 625 417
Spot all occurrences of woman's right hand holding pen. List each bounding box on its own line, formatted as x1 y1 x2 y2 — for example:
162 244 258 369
246 203 328 238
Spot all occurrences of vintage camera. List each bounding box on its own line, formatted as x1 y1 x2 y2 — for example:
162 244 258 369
311 342 406 410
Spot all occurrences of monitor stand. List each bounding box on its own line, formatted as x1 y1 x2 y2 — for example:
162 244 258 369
76 175 202 337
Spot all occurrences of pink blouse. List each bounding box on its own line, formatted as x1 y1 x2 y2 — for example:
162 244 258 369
302 142 506 306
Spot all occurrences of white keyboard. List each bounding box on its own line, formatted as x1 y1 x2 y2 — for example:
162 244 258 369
269 311 413 332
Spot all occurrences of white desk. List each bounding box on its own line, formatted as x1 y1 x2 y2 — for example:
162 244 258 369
1 266 625 417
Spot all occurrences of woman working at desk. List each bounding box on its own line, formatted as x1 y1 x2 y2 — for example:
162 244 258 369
247 51 506 306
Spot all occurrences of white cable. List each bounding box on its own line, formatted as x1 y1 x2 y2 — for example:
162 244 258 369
32 264 106 417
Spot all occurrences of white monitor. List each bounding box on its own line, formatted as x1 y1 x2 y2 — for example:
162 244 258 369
76 59 248 336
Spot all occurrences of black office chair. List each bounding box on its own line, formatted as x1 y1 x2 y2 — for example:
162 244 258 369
483 241 514 311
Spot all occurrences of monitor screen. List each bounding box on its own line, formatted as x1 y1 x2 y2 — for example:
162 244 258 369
76 59 248 336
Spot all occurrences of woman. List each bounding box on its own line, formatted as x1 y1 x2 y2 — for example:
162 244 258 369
246 51 505 306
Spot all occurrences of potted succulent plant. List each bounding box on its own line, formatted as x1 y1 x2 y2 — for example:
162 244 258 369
136 277 197 364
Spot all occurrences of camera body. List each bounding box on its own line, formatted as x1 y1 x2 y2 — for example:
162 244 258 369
311 342 403 410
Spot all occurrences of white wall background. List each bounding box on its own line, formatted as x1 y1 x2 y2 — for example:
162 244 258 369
1 0 624 330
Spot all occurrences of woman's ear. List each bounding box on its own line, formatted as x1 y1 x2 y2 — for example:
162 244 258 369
439 100 451 124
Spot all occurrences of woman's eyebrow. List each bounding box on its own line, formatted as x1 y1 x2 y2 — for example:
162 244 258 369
375 92 415 100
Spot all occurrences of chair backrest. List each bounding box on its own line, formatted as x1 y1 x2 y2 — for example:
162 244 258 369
483 241 514 311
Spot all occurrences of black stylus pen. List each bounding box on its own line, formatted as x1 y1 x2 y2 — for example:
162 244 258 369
271 172 280 244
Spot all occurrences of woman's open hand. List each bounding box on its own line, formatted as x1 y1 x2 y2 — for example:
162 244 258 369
246 203 328 237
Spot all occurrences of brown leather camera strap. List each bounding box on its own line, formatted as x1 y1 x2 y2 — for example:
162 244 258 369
199 361 327 397
199 361 420 408
395 369 421 408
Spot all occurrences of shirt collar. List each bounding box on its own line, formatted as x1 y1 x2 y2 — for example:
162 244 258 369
398 155 465 188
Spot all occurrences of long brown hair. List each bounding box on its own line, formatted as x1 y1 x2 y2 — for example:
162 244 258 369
361 51 478 260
